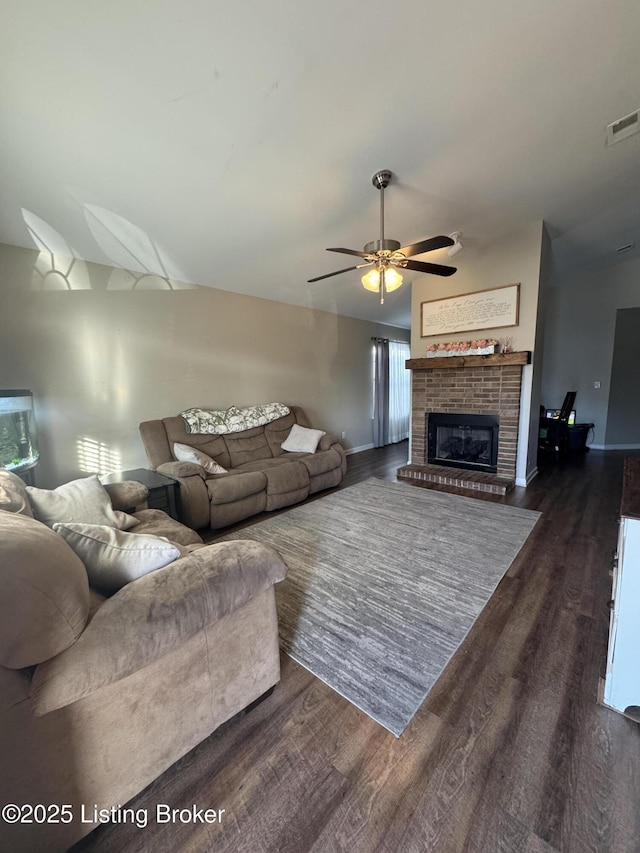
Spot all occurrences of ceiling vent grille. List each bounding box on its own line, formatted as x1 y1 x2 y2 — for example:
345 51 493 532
606 109 640 146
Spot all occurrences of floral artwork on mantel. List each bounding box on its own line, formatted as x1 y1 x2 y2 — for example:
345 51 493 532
426 339 499 357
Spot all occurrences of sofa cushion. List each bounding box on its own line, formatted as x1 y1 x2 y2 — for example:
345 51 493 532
131 509 204 546
27 475 138 530
281 423 326 453
266 460 308 496
232 456 304 471
173 442 228 474
232 458 308 492
0 510 90 668
300 446 343 478
232 459 309 511
308 467 344 494
223 427 273 468
0 469 34 516
53 523 183 596
206 470 267 505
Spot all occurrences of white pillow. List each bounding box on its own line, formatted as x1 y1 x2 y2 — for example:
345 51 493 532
173 442 227 474
281 423 326 454
27 476 138 530
53 523 181 595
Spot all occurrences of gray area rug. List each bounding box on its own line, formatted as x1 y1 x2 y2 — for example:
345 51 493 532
219 478 541 736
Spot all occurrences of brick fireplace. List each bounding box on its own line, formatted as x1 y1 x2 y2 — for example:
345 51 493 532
398 351 530 494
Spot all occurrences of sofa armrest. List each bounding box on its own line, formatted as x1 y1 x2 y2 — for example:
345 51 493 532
318 433 341 452
103 480 149 511
155 462 210 528
31 540 287 715
318 433 347 475
156 460 205 479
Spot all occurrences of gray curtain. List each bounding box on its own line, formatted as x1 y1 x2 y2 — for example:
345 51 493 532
372 338 390 448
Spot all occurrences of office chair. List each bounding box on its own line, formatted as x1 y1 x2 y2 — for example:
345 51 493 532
539 391 577 453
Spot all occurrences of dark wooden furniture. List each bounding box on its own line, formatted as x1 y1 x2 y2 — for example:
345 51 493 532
101 467 179 520
539 390 577 453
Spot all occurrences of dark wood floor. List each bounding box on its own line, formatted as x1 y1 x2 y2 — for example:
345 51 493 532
75 444 640 853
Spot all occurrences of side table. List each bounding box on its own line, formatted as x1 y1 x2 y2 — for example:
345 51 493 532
101 467 179 520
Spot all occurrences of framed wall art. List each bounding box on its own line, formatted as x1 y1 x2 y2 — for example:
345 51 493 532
421 283 520 338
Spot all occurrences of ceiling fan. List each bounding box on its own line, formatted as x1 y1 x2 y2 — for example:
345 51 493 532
308 170 457 304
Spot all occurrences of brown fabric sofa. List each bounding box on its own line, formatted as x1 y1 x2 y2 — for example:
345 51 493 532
139 405 347 530
0 470 287 852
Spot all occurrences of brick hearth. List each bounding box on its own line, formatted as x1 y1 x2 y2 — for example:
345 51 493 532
398 352 530 495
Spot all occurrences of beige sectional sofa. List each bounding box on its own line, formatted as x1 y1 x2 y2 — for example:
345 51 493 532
0 470 287 852
139 405 347 531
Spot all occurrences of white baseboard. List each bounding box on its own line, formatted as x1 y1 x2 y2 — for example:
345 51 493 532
345 443 374 455
515 466 539 488
589 443 640 451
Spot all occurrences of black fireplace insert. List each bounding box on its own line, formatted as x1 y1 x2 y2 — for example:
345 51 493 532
427 412 499 473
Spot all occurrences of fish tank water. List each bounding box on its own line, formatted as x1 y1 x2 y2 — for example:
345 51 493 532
0 390 39 474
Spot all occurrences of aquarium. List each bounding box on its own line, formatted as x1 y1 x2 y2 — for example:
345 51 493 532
0 390 39 474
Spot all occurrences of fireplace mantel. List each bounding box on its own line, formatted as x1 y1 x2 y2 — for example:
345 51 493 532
406 351 531 370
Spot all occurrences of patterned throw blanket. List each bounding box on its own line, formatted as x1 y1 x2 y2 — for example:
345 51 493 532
180 403 290 435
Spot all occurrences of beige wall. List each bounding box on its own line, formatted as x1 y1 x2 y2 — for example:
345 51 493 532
410 221 547 484
0 243 408 488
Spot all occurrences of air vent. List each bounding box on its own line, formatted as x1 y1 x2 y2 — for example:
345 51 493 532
606 110 640 146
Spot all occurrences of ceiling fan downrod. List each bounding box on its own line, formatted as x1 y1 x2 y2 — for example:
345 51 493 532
373 170 394 305
364 171 402 256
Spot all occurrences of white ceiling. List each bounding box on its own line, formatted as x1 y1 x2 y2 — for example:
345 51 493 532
2 0 639 329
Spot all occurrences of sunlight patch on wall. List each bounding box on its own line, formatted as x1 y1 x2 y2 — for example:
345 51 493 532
31 251 92 290
22 209 92 290
83 204 195 289
105 268 196 290
22 206 195 291
77 436 121 475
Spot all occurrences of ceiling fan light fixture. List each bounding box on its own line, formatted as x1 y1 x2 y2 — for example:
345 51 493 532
383 267 403 291
361 266 403 293
361 268 382 292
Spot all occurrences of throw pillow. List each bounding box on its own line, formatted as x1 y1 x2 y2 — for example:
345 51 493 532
27 475 138 530
53 523 182 595
0 470 34 517
281 423 326 454
173 442 228 474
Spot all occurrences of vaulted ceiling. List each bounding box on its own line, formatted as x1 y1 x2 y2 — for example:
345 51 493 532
2 0 639 328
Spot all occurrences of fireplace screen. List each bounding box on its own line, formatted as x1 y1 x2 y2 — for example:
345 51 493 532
427 413 499 473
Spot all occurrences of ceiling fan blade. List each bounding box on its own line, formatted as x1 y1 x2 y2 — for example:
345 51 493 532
307 265 360 283
402 259 457 276
326 247 371 259
399 235 454 257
